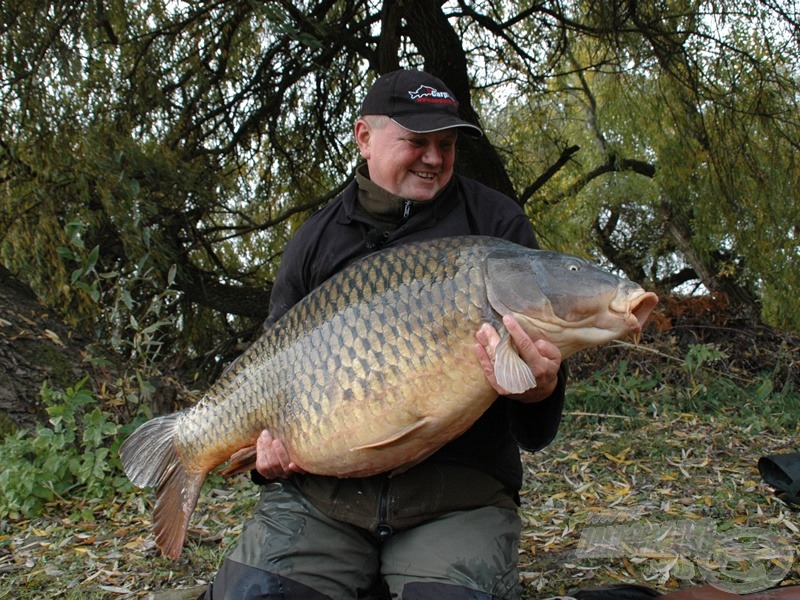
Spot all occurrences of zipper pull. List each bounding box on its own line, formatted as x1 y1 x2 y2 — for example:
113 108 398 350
378 523 393 540
403 200 412 221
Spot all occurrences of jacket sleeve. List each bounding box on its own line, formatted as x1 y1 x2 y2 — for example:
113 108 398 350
509 364 568 451
499 213 541 250
263 232 313 329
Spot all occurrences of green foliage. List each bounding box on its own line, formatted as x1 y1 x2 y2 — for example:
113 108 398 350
1 0 799 400
0 379 131 520
494 1 800 329
57 222 102 303
56 220 180 384
568 358 665 419
568 343 800 427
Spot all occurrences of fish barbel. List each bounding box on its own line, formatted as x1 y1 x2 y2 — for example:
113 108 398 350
119 236 658 559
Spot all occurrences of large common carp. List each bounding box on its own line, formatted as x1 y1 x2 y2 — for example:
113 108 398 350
120 236 658 559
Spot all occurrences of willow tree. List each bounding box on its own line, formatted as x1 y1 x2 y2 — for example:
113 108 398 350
1 0 798 388
491 0 800 324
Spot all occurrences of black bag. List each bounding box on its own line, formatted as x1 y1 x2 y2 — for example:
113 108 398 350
566 584 663 599
758 452 800 507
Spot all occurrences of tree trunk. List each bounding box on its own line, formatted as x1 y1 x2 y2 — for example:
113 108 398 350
0 265 90 432
394 0 519 201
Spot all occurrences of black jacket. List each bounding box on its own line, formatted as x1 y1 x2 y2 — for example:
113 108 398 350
263 173 566 492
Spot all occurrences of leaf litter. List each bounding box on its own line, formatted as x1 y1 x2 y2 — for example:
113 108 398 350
517 411 799 596
2 407 796 599
2 294 799 598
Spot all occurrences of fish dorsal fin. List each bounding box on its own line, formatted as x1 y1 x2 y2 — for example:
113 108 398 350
350 417 431 451
494 331 537 394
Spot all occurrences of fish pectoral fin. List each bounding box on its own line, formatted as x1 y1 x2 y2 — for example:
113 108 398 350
350 418 431 451
220 445 257 477
495 333 537 394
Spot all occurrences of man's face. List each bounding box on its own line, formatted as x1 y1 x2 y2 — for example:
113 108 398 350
355 118 457 201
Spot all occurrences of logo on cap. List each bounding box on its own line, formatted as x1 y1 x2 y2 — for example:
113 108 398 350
408 85 458 106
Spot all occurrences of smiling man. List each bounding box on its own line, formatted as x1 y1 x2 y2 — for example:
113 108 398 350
355 117 457 200
202 69 567 600
353 69 475 201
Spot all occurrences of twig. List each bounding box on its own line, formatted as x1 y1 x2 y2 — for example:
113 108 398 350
566 411 633 420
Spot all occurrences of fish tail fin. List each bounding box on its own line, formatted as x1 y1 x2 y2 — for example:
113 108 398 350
119 413 206 559
153 464 205 560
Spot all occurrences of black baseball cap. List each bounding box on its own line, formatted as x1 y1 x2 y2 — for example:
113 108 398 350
359 69 483 137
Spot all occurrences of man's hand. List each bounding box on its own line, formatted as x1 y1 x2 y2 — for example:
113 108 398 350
475 314 561 403
255 430 305 480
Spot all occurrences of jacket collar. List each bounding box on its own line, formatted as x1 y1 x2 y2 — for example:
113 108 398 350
338 164 460 229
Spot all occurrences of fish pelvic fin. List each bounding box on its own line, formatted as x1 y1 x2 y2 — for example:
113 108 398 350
495 332 537 394
119 413 205 560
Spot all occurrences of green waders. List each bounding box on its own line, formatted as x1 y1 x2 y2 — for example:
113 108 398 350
204 463 523 599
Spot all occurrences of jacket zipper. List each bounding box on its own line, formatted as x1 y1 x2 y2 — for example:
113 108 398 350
377 476 393 540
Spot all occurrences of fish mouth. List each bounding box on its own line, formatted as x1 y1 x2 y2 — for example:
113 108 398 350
625 290 659 339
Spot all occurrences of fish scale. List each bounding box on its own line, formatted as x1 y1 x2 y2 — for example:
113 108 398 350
119 235 658 559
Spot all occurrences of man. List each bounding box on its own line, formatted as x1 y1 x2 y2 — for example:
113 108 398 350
204 69 567 600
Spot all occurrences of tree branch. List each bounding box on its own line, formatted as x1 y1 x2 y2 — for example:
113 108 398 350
520 145 581 206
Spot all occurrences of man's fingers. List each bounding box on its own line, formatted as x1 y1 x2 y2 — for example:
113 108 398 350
256 430 299 479
502 314 539 358
533 338 561 360
475 316 562 401
476 323 498 357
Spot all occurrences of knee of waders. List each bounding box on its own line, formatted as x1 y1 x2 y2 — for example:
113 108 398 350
401 581 502 599
204 560 334 600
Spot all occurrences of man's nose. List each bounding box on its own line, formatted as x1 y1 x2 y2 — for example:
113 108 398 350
421 143 443 165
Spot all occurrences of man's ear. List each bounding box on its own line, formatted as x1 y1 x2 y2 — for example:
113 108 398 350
354 119 371 159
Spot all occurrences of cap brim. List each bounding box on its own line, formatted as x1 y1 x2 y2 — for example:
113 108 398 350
391 116 483 138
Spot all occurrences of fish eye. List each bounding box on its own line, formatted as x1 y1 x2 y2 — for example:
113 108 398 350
568 263 580 272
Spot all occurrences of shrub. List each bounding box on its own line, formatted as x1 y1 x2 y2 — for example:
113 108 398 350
0 378 131 519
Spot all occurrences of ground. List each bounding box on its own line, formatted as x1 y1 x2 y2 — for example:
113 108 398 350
2 411 797 598
1 294 798 598
0 264 90 433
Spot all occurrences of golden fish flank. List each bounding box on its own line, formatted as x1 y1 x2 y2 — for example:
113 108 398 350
119 235 658 559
